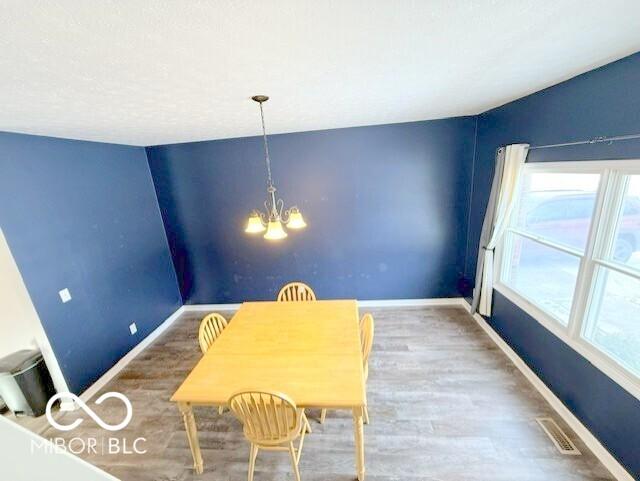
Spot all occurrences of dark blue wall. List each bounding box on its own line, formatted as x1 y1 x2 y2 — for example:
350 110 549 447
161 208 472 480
465 52 640 479
491 292 640 478
147 118 476 304
465 52 640 277
0 132 182 394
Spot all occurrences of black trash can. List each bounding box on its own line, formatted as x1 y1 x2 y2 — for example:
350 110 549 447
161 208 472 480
0 350 56 417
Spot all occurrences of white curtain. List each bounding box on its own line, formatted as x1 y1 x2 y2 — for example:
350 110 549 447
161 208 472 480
473 143 529 316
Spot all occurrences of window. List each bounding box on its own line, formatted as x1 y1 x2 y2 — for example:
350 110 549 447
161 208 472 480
583 174 640 377
497 162 640 395
502 171 601 324
502 236 581 323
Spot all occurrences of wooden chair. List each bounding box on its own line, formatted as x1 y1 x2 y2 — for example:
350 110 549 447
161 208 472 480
277 282 316 302
198 312 228 354
229 390 312 481
360 313 374 386
198 312 229 414
320 313 374 424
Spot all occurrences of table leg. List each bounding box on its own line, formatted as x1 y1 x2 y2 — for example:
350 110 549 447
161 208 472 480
178 402 204 474
352 407 365 481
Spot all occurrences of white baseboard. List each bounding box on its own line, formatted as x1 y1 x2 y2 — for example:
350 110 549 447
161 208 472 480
59 400 77 411
461 300 633 481
182 303 242 312
182 298 466 311
78 305 186 404
358 297 465 308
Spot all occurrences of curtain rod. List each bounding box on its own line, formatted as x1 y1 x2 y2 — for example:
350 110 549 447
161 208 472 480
528 133 640 150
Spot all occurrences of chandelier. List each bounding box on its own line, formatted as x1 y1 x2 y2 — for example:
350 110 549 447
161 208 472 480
245 95 306 240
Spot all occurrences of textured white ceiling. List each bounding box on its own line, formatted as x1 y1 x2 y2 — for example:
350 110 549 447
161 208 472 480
1 1 639 146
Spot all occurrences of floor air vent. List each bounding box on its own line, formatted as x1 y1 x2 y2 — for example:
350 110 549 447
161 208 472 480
536 418 581 455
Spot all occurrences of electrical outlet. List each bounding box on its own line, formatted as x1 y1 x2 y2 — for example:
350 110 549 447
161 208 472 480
129 322 137 335
59 288 72 303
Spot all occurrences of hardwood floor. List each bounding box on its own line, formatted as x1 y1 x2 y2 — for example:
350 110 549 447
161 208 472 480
39 306 615 481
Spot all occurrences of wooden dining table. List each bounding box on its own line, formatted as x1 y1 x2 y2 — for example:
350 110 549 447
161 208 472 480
171 299 367 480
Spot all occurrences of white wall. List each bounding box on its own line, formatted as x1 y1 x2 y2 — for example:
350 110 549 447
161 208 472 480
0 229 69 397
0 415 118 480
0 230 38 356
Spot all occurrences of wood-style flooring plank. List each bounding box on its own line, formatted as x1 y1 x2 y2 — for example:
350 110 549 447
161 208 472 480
35 306 614 481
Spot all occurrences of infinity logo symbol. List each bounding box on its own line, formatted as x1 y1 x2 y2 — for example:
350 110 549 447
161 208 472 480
46 392 133 432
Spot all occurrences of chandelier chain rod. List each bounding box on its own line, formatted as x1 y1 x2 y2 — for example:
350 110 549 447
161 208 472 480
245 95 306 238
258 101 273 186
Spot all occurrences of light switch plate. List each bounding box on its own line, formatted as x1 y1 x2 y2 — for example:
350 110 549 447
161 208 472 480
59 288 72 303
129 322 137 335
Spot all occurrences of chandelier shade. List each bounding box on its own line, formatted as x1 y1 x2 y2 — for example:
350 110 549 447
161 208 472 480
245 95 306 241
245 211 266 233
264 219 288 240
286 207 307 229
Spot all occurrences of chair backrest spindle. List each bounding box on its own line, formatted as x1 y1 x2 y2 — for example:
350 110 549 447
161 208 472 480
198 312 229 354
277 282 316 302
229 390 302 446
